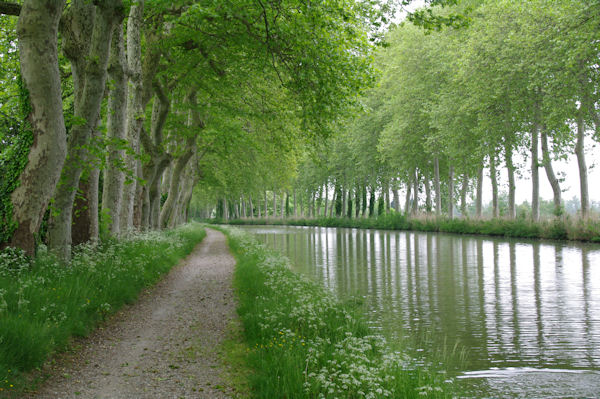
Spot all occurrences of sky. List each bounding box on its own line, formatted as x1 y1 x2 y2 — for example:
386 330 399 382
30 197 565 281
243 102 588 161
481 143 600 205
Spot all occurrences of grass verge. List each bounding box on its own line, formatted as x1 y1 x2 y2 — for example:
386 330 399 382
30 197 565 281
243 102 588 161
0 223 206 396
222 226 455 398
212 213 600 242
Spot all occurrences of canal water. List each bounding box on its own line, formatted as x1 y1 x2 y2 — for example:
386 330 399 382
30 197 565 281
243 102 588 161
240 225 600 398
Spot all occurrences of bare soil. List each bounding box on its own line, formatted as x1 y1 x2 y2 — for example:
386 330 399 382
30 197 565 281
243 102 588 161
26 228 238 399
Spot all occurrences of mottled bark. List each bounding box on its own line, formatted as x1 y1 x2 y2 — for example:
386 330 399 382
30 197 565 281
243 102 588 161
434 156 441 216
140 83 171 229
393 187 400 213
540 130 562 216
531 126 540 221
120 0 145 232
71 126 101 246
272 191 277 217
102 25 127 235
71 168 99 246
159 136 195 229
48 0 119 260
576 112 589 218
424 178 431 213
7 0 67 256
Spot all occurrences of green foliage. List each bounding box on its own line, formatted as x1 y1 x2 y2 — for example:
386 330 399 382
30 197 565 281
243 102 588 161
223 226 455 398
0 76 33 245
0 224 205 394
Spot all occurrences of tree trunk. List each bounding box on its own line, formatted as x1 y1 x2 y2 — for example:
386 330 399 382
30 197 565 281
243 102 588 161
102 25 127 236
361 184 367 217
249 195 254 218
540 130 562 216
149 157 170 229
412 170 418 215
5 0 67 256
393 186 400 213
120 0 145 232
257 195 261 218
342 183 347 217
48 0 119 260
404 182 411 216
71 126 101 246
490 157 499 218
434 156 441 216
316 186 322 217
322 184 328 219
460 173 468 217
264 190 268 217
329 190 336 217
272 190 277 217
531 126 540 221
448 165 454 218
293 189 297 218
355 185 360 218
280 192 285 218
424 178 431 213
347 188 353 218
504 145 515 219
159 138 195 228
576 112 589 218
476 166 483 218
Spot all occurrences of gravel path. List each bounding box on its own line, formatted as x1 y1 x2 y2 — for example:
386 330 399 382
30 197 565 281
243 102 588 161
27 228 238 399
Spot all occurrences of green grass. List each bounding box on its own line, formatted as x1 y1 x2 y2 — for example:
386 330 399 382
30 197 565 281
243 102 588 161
0 224 206 396
222 226 456 398
211 213 600 242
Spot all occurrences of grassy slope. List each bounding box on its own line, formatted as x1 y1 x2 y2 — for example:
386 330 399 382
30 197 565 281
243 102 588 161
0 224 205 395
222 226 455 399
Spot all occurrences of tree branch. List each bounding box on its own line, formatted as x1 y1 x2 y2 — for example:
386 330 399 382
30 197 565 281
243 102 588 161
0 1 21 16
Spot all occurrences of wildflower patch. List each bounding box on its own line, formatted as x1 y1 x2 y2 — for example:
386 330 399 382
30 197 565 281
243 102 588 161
225 227 454 398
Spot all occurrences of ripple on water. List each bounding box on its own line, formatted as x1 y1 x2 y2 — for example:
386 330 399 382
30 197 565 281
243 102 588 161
457 367 600 399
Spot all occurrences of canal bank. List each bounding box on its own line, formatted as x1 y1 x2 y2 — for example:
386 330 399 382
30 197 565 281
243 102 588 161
222 226 456 398
214 214 600 243
239 224 600 398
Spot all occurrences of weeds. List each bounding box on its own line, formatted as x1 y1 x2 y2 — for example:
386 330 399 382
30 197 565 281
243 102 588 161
223 226 455 398
0 224 205 395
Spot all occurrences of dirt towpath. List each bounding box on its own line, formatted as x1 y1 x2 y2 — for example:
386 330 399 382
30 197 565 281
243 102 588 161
27 228 238 399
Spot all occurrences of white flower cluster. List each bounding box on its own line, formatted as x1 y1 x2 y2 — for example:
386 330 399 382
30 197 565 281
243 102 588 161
0 227 193 326
228 227 437 398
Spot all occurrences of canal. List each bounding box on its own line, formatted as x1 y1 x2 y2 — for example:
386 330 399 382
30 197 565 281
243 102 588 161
240 225 600 398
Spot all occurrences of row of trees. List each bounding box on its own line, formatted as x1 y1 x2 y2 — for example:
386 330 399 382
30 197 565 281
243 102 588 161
1 0 390 259
207 0 598 222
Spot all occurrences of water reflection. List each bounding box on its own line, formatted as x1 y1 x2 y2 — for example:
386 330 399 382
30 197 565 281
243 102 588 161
241 226 600 396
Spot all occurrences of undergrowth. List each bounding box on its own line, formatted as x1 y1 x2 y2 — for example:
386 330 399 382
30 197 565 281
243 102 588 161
223 226 455 398
0 224 205 396
212 213 600 242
